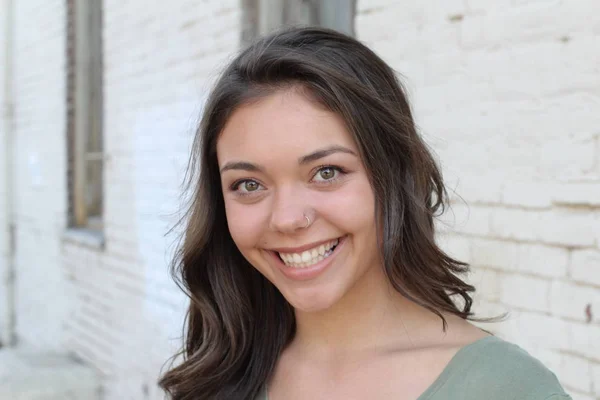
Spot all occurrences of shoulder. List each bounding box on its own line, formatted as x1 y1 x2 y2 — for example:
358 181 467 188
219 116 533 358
434 336 572 400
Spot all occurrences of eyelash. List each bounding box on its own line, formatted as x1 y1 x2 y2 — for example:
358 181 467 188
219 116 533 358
230 165 347 197
310 165 347 185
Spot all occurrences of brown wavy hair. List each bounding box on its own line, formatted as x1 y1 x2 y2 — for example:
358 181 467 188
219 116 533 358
159 27 476 400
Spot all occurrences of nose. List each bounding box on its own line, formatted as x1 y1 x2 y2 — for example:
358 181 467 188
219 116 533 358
269 187 309 234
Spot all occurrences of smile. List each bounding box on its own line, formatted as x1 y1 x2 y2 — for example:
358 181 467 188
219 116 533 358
278 238 340 268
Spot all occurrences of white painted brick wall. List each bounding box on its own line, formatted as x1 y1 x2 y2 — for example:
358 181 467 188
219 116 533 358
550 280 600 324
572 250 600 287
516 243 569 278
559 353 593 395
469 268 501 300
0 0 238 398
555 183 600 207
1 0 599 398
593 364 600 397
500 274 551 313
0 0 11 346
357 0 600 397
495 309 571 350
470 238 518 270
9 0 70 352
64 1 240 398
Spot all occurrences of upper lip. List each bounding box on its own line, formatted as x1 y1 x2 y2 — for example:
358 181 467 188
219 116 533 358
268 237 342 254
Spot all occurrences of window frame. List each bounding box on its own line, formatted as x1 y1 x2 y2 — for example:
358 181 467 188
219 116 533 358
242 0 356 44
68 0 104 232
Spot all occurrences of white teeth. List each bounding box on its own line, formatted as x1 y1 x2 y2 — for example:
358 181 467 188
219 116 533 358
301 251 311 262
318 245 325 255
278 238 341 268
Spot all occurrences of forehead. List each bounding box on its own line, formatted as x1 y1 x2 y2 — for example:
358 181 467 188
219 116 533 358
216 90 358 163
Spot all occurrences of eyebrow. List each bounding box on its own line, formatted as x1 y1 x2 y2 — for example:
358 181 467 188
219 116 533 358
298 145 357 165
219 161 264 174
219 145 357 174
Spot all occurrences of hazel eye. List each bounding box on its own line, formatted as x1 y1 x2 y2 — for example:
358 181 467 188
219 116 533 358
313 167 339 182
242 181 260 192
236 180 264 194
230 179 264 196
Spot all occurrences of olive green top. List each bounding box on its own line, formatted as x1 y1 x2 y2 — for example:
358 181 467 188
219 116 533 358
258 336 571 400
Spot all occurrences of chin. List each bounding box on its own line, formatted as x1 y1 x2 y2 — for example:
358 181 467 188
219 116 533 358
283 284 345 313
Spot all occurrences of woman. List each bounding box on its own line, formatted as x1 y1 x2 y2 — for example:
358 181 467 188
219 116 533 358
159 27 571 400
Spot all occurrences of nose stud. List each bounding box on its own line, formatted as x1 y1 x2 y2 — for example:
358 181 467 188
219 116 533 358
304 215 311 229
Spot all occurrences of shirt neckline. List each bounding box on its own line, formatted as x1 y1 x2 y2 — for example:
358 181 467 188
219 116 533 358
264 335 499 400
416 335 498 399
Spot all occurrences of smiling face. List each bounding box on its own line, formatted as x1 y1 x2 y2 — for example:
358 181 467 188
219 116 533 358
217 88 381 312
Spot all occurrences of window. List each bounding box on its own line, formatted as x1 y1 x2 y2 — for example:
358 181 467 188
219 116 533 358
242 0 356 45
66 0 103 231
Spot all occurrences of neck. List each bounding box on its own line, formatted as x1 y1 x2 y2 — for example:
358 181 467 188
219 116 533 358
291 264 442 358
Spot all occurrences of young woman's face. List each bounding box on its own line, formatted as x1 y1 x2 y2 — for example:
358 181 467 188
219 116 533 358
217 89 380 312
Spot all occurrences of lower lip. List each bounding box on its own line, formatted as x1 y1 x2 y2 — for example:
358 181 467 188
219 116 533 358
270 236 346 281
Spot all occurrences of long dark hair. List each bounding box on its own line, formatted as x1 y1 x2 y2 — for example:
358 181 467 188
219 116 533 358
159 27 476 400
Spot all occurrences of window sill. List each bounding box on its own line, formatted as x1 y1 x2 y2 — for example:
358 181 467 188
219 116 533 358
62 228 105 251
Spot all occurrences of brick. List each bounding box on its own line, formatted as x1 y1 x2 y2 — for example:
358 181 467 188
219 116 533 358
7 0 70 352
407 93 600 178
450 174 503 205
438 204 492 236
490 208 540 241
550 281 600 323
537 211 596 247
571 250 600 287
470 238 518 271
5 0 241 397
596 212 600 248
494 310 570 350
510 93 600 142
553 183 600 207
569 323 600 364
358 13 459 56
357 1 465 23
458 13 485 49
464 0 512 14
410 54 479 103
461 0 599 49
539 139 597 180
460 36 600 99
0 349 100 400
501 181 553 208
556 353 593 394
516 244 568 278
500 274 551 313
436 233 472 263
512 0 561 5
467 267 501 302
592 363 600 396
356 0 401 11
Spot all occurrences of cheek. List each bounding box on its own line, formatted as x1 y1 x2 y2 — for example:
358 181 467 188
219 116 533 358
318 178 376 232
224 200 267 251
